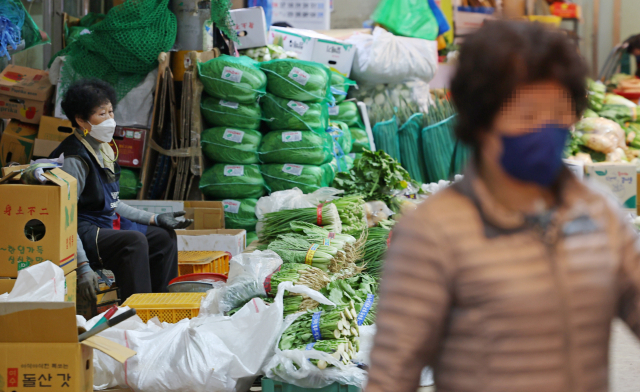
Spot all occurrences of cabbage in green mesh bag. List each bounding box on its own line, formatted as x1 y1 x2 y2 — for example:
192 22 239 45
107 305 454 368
119 168 140 199
219 198 258 231
328 121 353 155
330 155 354 174
201 127 262 164
350 127 371 153
246 231 258 247
259 130 333 165
201 96 262 129
261 163 334 193
200 164 266 199
260 59 333 103
261 93 329 133
329 101 361 127
198 55 267 104
331 71 357 104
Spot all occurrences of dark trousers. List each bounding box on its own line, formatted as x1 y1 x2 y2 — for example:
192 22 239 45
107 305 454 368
97 226 178 302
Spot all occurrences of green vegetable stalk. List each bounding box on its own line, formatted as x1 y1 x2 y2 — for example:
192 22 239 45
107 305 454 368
259 203 342 242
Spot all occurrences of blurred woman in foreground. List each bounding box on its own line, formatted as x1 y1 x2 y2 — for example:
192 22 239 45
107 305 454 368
366 21 640 392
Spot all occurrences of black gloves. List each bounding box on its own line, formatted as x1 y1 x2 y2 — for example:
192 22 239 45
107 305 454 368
155 211 193 230
77 262 99 302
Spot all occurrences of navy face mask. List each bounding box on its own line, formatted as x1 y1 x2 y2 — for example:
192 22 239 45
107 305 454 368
500 124 569 187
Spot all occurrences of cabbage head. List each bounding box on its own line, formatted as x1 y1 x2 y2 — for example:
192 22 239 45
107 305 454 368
201 96 262 129
198 55 267 104
201 127 262 164
200 164 266 199
260 59 333 103
261 93 329 133
259 130 333 165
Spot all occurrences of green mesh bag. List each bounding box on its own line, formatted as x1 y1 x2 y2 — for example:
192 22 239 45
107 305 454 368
372 116 401 162
261 163 334 193
119 168 140 199
452 139 472 175
259 130 333 165
350 127 370 153
219 198 258 231
260 59 333 103
330 71 357 104
200 164 266 199
398 113 426 183
201 96 262 129
201 127 262 164
328 121 353 155
261 93 329 134
329 101 362 127
330 155 354 174
51 0 176 101
421 115 457 183
197 55 267 104
210 0 237 43
65 13 106 47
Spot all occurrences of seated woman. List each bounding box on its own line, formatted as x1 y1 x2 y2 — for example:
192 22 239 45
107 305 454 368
51 79 192 303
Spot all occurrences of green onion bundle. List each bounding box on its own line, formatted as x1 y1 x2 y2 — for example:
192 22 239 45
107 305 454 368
328 196 368 235
268 263 330 296
295 339 356 368
354 227 391 278
279 307 360 351
322 274 378 326
290 221 356 248
268 235 346 272
259 203 342 242
283 295 320 317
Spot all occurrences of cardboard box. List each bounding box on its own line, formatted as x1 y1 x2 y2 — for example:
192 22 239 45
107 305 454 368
121 200 225 230
585 163 637 212
33 138 61 158
454 10 496 36
271 0 331 30
175 229 246 255
0 65 54 124
0 169 78 278
229 7 269 49
268 26 355 76
38 115 74 142
0 302 135 392
112 126 147 168
0 120 37 166
0 271 75 303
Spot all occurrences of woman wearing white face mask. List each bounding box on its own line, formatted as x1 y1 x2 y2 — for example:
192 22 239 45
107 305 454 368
51 79 193 305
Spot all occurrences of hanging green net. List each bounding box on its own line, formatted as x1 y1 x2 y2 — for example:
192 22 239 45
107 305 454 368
51 0 177 101
421 115 457 183
211 0 238 43
372 115 401 162
398 113 426 183
119 168 141 199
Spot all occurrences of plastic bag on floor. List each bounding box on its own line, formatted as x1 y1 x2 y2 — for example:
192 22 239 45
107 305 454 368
263 312 367 389
0 261 65 302
346 27 438 86
255 187 343 219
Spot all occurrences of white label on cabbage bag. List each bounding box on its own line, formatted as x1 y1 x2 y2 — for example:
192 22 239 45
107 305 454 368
219 100 239 109
288 67 309 86
287 100 309 115
222 200 241 214
223 129 245 143
224 165 244 176
282 164 303 176
282 131 302 143
221 66 243 83
328 105 339 115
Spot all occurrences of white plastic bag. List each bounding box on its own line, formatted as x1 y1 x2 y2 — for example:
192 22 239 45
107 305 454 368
347 27 438 86
263 311 367 389
0 261 65 302
255 187 344 220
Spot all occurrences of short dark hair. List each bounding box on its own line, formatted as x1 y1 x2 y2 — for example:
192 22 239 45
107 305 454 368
61 79 117 128
450 21 588 149
627 34 640 53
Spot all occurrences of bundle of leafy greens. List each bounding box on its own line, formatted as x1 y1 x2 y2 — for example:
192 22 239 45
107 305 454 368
267 234 348 273
327 196 367 235
259 203 342 242
353 226 392 279
332 149 417 207
321 274 378 326
197 55 267 104
267 263 330 296
587 78 606 112
279 307 360 349
598 104 638 126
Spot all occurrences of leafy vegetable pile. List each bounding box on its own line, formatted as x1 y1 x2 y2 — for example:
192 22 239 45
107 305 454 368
199 164 266 199
329 101 362 127
261 163 336 195
201 127 262 164
260 59 333 103
259 203 342 242
201 96 263 130
220 198 259 231
259 130 334 165
261 93 329 133
197 55 267 104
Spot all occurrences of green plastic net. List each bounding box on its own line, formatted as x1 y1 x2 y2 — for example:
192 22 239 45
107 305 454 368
330 71 357 104
220 198 258 231
65 13 106 47
200 164 266 199
51 0 176 101
328 121 353 155
210 0 238 43
259 130 333 165
261 93 329 134
197 55 266 104
329 101 362 127
261 163 334 193
398 113 426 183
119 168 140 199
201 96 263 129
421 115 457 183
350 127 370 153
201 127 262 164
372 116 401 162
260 59 333 103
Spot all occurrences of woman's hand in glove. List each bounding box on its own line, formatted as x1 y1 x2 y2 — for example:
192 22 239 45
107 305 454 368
77 262 99 302
154 211 193 230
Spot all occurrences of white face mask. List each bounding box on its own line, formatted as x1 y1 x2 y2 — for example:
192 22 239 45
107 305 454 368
89 118 117 143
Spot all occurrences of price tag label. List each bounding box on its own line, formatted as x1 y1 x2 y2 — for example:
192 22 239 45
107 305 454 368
224 165 244 176
287 100 309 115
282 164 303 176
222 200 241 213
221 66 243 83
282 131 302 143
223 129 245 143
219 100 239 109
288 67 310 86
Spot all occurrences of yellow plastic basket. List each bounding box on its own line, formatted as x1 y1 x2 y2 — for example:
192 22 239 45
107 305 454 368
122 293 207 323
178 251 230 276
